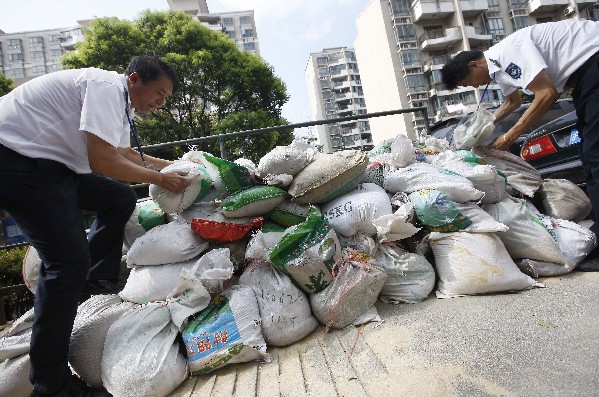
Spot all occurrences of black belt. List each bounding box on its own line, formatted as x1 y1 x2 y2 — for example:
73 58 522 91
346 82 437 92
565 50 599 90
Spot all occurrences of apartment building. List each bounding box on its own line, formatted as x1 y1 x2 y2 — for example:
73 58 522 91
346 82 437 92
354 0 599 143
305 47 374 153
167 0 260 55
0 25 83 86
0 1 258 88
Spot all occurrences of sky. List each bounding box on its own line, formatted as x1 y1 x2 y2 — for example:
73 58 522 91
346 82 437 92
0 0 371 136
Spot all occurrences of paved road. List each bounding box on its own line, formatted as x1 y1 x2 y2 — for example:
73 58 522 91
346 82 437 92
169 271 599 397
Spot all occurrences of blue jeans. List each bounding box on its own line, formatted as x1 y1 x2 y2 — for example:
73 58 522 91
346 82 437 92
0 144 136 394
573 56 599 237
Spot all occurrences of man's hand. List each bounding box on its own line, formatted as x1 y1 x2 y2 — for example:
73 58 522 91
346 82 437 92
489 133 514 151
159 171 191 193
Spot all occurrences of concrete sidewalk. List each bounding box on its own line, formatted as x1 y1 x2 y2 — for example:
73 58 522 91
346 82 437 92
169 271 599 397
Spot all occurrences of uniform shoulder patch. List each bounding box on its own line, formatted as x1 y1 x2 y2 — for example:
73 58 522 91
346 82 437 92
505 63 522 79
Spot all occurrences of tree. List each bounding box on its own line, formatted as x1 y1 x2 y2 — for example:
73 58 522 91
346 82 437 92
0 74 14 96
61 10 291 160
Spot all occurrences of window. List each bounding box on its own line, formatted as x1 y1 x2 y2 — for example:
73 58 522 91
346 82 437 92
6 68 25 78
31 65 46 75
316 56 327 65
536 17 554 24
243 42 256 51
28 36 44 46
31 51 45 60
49 34 62 43
222 17 234 26
405 74 427 93
512 16 529 31
48 64 62 72
485 17 505 35
345 50 356 61
50 49 63 58
320 80 330 89
242 29 253 38
226 30 236 39
7 39 21 50
394 24 416 42
487 0 500 11
389 0 410 17
239 16 252 25
400 49 421 68
9 53 23 62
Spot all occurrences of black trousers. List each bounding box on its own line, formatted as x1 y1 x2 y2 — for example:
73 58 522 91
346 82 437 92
0 144 136 394
572 56 599 237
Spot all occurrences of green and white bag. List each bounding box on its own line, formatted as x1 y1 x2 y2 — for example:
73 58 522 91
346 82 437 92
221 186 287 218
269 207 341 293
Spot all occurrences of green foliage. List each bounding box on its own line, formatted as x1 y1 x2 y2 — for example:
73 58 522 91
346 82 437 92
0 247 26 287
0 74 14 96
62 10 291 159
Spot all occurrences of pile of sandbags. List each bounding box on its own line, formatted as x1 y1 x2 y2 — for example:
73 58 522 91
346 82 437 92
7 135 595 397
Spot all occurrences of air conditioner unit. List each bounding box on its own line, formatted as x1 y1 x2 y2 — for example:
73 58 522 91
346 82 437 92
564 5 575 16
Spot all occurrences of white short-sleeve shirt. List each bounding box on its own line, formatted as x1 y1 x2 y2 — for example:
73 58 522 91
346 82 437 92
0 68 131 174
484 19 599 96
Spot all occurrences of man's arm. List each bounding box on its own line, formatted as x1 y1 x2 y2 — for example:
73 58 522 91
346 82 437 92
492 91 521 124
491 69 560 150
87 133 189 193
117 147 173 170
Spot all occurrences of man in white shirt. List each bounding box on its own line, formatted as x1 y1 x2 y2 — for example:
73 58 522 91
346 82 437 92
441 19 599 269
0 55 190 396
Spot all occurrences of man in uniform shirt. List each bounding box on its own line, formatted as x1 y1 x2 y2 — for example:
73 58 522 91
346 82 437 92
441 19 599 268
0 55 190 396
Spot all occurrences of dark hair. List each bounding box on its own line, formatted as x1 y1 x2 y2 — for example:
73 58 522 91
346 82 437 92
125 55 180 92
441 50 484 90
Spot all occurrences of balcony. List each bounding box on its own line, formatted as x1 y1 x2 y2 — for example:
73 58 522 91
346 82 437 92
418 26 462 51
411 0 455 22
334 92 351 102
528 0 569 15
423 54 450 72
464 25 493 45
333 79 350 89
459 0 488 16
576 0 597 8
329 69 349 79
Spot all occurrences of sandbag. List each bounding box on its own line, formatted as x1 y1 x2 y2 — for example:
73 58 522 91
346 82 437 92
149 161 212 214
288 150 368 204
409 190 507 233
103 270 210 397
257 139 317 180
22 246 41 294
0 354 32 397
191 216 263 243
221 186 287 218
374 243 435 304
239 261 318 346
309 251 386 329
388 134 416 168
451 107 495 149
245 230 286 261
270 199 311 227
383 162 484 203
361 155 392 187
126 222 209 267
482 197 566 264
182 285 269 375
538 179 592 222
269 207 341 294
473 147 542 197
429 232 540 298
69 294 135 387
430 150 507 203
372 202 421 243
124 199 167 249
321 183 393 237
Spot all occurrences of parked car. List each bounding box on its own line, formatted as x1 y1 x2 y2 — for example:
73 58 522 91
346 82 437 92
430 99 575 155
520 110 586 186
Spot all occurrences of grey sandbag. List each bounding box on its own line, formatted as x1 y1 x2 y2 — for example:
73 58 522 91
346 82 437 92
538 179 592 222
69 294 135 387
0 354 32 397
239 260 318 346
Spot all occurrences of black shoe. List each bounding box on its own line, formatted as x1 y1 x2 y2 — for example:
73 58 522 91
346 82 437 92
577 257 599 272
82 279 126 295
30 375 112 397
